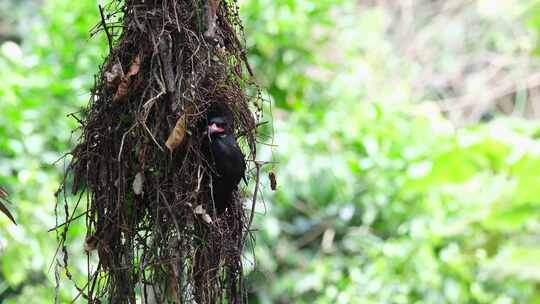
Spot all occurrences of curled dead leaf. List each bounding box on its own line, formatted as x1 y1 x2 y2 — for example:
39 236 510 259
165 114 187 152
0 187 16 225
132 172 144 195
269 171 277 191
84 234 99 252
113 54 141 102
202 214 213 224
126 54 141 77
114 79 129 101
0 202 15 225
194 205 213 224
194 205 205 215
165 105 193 152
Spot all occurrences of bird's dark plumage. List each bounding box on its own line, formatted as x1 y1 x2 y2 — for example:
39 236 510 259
205 115 245 213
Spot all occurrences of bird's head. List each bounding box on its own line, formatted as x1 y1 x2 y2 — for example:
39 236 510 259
208 116 230 137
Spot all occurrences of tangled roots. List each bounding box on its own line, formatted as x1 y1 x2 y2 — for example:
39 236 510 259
56 0 264 303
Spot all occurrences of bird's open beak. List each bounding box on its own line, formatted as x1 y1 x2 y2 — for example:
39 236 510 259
208 123 225 135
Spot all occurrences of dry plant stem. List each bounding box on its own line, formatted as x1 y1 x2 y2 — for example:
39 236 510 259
98 5 114 53
244 160 262 243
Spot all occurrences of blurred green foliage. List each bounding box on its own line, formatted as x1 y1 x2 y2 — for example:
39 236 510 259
1 0 540 303
0 0 105 302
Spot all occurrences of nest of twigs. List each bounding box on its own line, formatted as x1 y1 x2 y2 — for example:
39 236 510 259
56 0 263 303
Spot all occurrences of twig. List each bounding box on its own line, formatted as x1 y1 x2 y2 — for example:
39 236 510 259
244 161 262 242
117 123 138 161
48 211 88 232
99 5 114 54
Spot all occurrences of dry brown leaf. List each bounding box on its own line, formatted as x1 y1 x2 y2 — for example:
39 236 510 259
269 171 277 191
165 105 193 152
84 234 98 252
202 213 213 224
0 202 16 225
113 54 141 102
165 114 187 152
0 187 16 225
113 79 129 101
132 172 144 195
126 54 141 77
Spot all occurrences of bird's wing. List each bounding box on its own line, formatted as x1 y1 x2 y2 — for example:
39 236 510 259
212 135 246 184
230 138 246 183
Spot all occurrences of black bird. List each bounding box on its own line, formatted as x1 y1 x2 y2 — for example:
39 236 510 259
206 115 246 213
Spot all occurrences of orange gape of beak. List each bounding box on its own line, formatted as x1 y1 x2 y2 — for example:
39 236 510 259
208 123 225 135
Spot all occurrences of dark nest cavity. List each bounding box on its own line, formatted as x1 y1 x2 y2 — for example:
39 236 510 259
55 0 266 303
